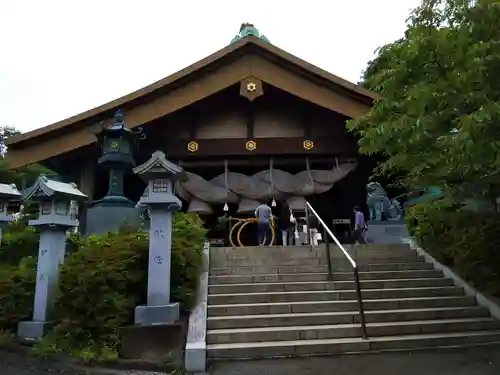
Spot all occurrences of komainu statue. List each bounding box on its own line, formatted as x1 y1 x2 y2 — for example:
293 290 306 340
366 182 402 221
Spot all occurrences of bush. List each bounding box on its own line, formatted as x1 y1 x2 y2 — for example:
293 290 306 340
0 220 39 265
36 212 206 359
406 201 500 297
0 256 36 331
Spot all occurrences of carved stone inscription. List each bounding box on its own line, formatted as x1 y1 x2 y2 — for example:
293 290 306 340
147 210 173 306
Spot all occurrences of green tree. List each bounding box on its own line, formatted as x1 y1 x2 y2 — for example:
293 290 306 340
348 0 500 202
0 126 53 188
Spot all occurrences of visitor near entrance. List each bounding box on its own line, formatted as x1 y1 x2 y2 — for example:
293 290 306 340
279 201 295 246
254 202 272 246
353 205 367 244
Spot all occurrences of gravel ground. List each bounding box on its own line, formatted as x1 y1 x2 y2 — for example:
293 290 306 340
209 345 500 375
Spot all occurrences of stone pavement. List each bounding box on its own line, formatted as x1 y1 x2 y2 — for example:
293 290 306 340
209 345 500 375
0 351 167 375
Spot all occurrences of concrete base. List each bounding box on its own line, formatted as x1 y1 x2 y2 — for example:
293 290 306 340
135 303 180 326
17 321 52 342
185 342 206 373
119 321 186 361
185 242 210 373
85 205 141 235
366 221 408 244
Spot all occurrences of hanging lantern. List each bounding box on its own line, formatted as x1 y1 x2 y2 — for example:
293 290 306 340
271 198 277 207
223 202 229 212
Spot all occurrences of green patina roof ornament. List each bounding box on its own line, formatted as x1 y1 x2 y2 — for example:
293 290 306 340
230 22 270 44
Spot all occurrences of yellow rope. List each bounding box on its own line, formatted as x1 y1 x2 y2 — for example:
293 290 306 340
228 217 276 247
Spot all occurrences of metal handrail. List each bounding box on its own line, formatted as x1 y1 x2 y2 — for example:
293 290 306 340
305 201 368 339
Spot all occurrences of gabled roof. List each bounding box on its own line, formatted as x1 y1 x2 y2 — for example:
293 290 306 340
23 175 87 200
5 35 376 168
133 150 186 182
0 183 22 200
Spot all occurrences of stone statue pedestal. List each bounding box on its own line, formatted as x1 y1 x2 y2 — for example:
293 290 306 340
366 220 408 244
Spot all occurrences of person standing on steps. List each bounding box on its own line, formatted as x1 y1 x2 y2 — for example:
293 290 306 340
279 200 294 246
255 201 272 246
353 205 367 245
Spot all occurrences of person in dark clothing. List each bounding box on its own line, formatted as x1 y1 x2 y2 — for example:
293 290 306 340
279 201 295 246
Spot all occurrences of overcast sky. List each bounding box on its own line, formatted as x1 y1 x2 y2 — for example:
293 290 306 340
0 0 421 133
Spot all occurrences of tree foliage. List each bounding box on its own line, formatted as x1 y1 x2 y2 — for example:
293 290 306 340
0 126 53 188
406 200 500 297
348 0 500 201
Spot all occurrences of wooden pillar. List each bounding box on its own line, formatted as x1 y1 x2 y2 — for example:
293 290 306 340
79 159 95 201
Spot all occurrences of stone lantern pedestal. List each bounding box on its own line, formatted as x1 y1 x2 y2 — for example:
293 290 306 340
133 151 186 325
17 175 87 342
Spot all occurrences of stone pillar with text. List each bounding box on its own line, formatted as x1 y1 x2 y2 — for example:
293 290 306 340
133 151 186 325
18 175 87 342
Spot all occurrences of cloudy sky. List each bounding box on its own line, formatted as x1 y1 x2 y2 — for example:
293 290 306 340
0 0 421 133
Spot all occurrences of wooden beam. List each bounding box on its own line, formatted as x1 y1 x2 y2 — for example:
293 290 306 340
178 156 357 168
167 137 354 157
246 101 255 139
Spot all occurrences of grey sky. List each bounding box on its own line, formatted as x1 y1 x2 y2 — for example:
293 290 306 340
0 0 421 133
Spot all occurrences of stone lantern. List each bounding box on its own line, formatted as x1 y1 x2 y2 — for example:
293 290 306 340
86 109 144 234
18 175 87 342
93 109 138 207
0 183 22 244
133 150 186 325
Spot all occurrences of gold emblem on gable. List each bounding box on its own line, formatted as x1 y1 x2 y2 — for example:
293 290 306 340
187 141 199 152
246 82 257 92
303 140 314 150
239 77 263 101
245 140 257 151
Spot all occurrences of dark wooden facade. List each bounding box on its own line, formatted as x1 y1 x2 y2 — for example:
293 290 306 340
4 35 376 225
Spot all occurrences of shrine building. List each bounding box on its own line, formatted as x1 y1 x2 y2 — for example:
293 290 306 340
5 23 377 237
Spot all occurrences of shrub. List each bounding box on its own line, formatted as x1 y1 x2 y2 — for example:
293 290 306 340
0 220 39 265
0 256 36 331
406 201 500 297
37 212 206 359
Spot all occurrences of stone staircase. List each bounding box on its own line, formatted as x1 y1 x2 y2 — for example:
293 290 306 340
206 244 500 359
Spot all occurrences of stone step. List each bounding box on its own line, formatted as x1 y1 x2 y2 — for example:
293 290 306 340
211 244 412 255
210 246 416 262
207 306 490 329
209 269 443 284
207 286 465 305
211 254 421 267
210 262 433 276
206 330 500 359
208 296 478 316
208 278 453 295
207 317 500 344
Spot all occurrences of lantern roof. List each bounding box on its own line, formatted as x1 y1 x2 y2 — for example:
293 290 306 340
133 150 186 182
23 175 87 201
0 183 22 200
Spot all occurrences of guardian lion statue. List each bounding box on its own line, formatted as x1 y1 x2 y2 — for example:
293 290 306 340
366 182 402 221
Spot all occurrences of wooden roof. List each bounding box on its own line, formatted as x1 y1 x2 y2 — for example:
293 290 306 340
6 36 376 169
